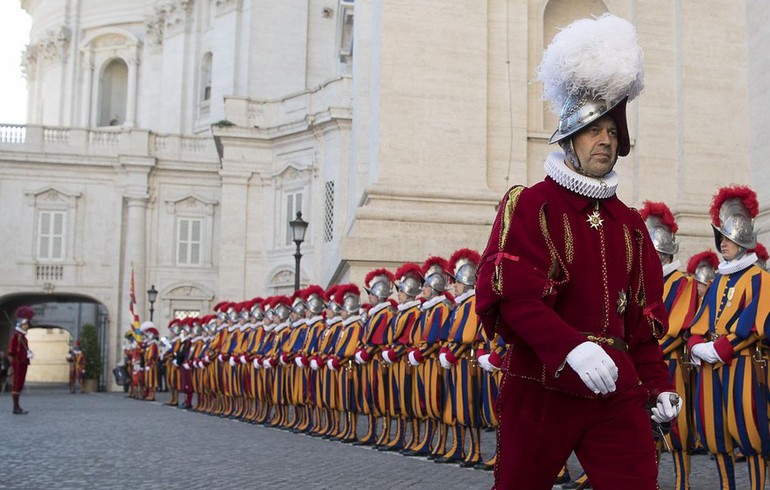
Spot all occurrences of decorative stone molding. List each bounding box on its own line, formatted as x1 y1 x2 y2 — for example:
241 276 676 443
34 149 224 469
164 194 218 216
21 45 37 79
25 186 82 209
162 0 194 36
145 13 165 46
215 0 244 15
31 26 71 63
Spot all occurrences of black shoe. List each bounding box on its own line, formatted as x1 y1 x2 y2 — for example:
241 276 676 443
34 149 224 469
474 462 494 471
12 408 28 415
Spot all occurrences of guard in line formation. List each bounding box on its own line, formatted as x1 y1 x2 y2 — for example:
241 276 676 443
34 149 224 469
66 340 87 393
123 322 162 402
126 249 506 470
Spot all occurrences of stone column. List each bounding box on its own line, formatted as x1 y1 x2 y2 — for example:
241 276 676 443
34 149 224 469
80 51 94 127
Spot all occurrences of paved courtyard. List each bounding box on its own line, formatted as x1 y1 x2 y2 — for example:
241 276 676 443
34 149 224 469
0 384 761 489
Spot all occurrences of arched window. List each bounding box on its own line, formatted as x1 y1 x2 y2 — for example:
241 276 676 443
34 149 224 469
201 52 213 102
98 58 128 127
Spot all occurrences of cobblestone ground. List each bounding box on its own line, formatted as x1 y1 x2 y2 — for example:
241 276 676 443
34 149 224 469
0 384 760 489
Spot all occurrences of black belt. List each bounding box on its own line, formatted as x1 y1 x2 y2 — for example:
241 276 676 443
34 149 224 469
580 332 628 353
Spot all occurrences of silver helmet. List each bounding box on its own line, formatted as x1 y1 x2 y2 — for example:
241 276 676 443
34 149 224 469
693 261 717 285
273 298 292 322
552 93 631 158
239 304 250 321
226 304 239 323
365 269 394 302
304 286 326 315
641 202 679 257
250 299 264 321
423 257 449 293
395 264 423 298
335 285 361 314
687 250 719 286
449 249 481 287
291 295 307 316
711 186 758 251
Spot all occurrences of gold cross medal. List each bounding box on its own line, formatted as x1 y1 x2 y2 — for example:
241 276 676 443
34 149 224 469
587 210 604 230
617 290 628 315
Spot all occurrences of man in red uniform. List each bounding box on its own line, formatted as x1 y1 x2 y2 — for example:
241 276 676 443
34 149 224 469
8 305 35 414
476 14 680 489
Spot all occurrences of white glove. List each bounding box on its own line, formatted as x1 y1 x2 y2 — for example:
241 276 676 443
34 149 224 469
408 351 420 367
27 350 34 360
228 357 236 367
204 355 210 363
183 362 191 370
262 359 272 369
279 355 287 366
295 357 304 368
355 351 365 365
381 351 392 364
310 359 319 371
690 342 722 365
239 355 247 365
218 354 223 362
439 352 451 370
477 354 494 372
144 366 150 371
172 359 179 367
326 359 336 371
565 341 618 395
253 359 261 369
651 392 682 424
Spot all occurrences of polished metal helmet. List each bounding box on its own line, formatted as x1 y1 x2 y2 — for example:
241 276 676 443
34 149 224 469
238 302 250 321
304 285 326 315
291 294 307 316
213 301 228 322
449 248 481 287
335 284 361 314
249 298 264 321
422 257 450 293
640 202 679 257
395 263 423 298
552 93 631 158
272 296 292 322
364 269 395 302
226 303 239 322
687 250 719 286
710 186 758 251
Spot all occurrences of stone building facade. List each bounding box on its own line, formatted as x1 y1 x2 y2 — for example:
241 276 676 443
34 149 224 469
1 0 768 388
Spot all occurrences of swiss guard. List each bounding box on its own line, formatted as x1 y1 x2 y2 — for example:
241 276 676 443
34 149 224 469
9 305 35 414
688 185 770 490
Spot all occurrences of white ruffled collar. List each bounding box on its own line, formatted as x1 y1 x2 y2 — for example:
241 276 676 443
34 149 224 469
326 316 342 326
274 322 290 332
398 299 422 312
292 318 307 328
718 253 758 275
544 152 619 200
369 301 392 316
15 326 27 335
421 295 447 310
454 289 475 304
308 315 324 324
662 260 681 278
343 315 361 326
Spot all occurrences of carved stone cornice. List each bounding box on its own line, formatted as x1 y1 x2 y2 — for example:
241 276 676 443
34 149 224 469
215 0 243 15
22 45 37 79
31 26 71 64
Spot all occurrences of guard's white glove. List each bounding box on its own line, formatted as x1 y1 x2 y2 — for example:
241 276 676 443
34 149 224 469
204 355 210 364
327 359 337 371
218 354 223 362
565 341 618 395
310 359 319 371
228 357 236 367
381 351 393 364
144 366 150 371
182 362 191 370
27 350 34 360
477 354 494 372
262 359 272 369
239 355 247 365
253 359 261 369
295 357 304 368
355 351 365 365
408 351 420 367
172 359 179 367
279 355 287 366
439 352 451 370
651 392 682 423
690 342 722 366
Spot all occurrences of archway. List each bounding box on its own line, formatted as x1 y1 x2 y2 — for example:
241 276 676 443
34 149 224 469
0 293 109 390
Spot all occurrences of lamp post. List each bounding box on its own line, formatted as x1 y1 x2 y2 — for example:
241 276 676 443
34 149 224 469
147 284 158 321
289 211 308 292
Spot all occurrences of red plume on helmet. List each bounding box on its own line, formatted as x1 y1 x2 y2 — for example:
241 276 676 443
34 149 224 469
421 256 449 276
751 243 769 262
271 295 292 308
324 285 339 302
686 250 720 275
303 285 326 300
334 284 361 304
248 297 263 309
448 248 481 273
364 268 395 289
291 289 306 303
15 305 35 320
640 201 678 234
710 185 759 226
213 301 229 312
395 263 423 281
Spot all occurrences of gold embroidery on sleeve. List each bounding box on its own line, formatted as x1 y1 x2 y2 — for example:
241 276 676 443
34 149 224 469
623 224 633 275
563 214 574 265
493 186 524 295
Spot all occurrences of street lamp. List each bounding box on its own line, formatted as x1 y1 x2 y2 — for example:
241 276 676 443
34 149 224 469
147 284 158 321
289 211 308 292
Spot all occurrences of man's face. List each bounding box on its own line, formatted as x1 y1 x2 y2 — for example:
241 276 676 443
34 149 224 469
569 115 619 178
720 235 741 261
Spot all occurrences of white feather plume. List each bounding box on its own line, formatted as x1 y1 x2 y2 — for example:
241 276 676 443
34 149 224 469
538 13 644 114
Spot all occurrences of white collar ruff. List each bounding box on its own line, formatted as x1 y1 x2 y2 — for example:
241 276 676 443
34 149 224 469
422 295 447 310
326 316 342 326
662 260 681 278
292 319 307 328
718 253 758 275
369 301 391 316
343 315 361 326
308 315 324 324
454 289 475 304
398 299 421 312
544 152 619 200
15 326 27 335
